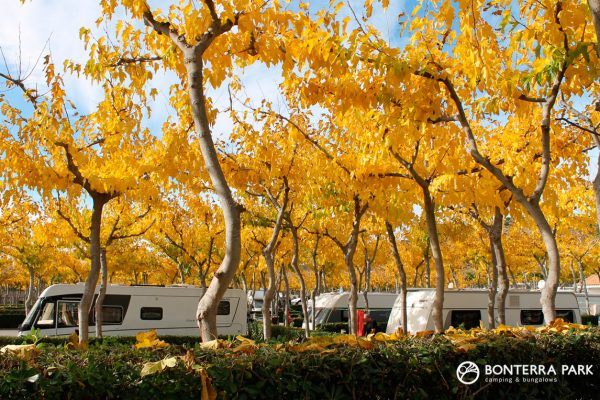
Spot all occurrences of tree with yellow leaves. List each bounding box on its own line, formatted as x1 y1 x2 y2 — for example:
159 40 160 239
91 0 317 341
0 43 162 342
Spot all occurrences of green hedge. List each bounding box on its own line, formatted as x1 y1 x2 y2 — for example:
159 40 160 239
0 314 25 329
247 321 306 342
316 322 348 333
1 329 599 399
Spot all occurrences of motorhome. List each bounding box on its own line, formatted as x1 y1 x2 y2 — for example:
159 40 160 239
308 291 398 330
18 284 247 337
574 293 600 316
386 289 581 334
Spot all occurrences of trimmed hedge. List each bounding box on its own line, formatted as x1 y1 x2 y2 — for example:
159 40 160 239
0 314 25 329
247 321 306 342
0 307 25 328
1 329 599 399
316 322 349 333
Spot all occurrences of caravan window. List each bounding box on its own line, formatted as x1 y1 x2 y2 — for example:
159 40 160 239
521 310 544 325
217 301 231 315
57 301 79 327
369 309 391 323
450 310 481 329
94 306 123 324
141 307 163 320
556 310 574 323
37 302 56 327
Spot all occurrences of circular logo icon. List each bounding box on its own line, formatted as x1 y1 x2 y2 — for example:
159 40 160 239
457 361 480 385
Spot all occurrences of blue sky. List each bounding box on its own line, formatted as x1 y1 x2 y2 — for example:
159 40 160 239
0 0 411 140
1 0 596 181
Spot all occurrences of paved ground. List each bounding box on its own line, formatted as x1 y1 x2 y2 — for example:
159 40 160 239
0 329 18 337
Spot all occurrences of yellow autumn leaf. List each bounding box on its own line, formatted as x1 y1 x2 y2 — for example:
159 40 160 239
135 329 169 349
232 336 258 354
369 332 399 342
140 356 179 378
200 368 217 400
200 339 228 350
415 330 435 337
65 331 88 350
0 344 40 361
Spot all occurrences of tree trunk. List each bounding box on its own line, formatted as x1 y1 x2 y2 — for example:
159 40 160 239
487 236 498 329
79 197 106 344
386 221 408 334
449 266 458 289
508 266 517 288
282 265 290 328
578 259 590 315
361 234 378 313
358 269 364 295
569 260 577 292
588 0 600 56
412 261 423 287
535 255 548 280
260 183 289 340
311 236 320 330
328 196 367 335
25 267 35 315
422 188 445 333
531 206 560 323
262 251 277 340
490 208 509 326
346 251 359 335
290 227 310 337
436 65 564 325
183 54 242 342
424 244 431 288
95 248 108 339
200 237 214 289
179 265 186 284
36 276 43 299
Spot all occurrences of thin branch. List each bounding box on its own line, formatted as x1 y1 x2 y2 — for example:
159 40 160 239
56 208 90 244
556 117 598 136
109 55 163 67
518 94 546 103
262 110 353 177
109 218 156 242
428 115 458 123
203 0 220 23
0 72 39 105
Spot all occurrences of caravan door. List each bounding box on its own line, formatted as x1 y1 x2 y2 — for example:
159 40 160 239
55 300 81 336
216 296 242 333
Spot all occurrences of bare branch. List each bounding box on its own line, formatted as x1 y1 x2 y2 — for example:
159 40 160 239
109 55 163 67
0 72 39 105
203 0 220 23
518 94 546 103
428 115 458 123
56 208 90 244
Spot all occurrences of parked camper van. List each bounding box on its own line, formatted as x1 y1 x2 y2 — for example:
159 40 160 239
18 284 247 337
386 289 581 334
308 292 398 330
574 293 600 316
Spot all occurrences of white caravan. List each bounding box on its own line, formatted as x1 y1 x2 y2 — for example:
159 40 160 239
18 284 247 337
308 291 398 330
386 289 581 334
574 293 600 316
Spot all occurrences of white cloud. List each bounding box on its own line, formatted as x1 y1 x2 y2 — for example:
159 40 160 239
0 1 408 138
0 0 104 112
